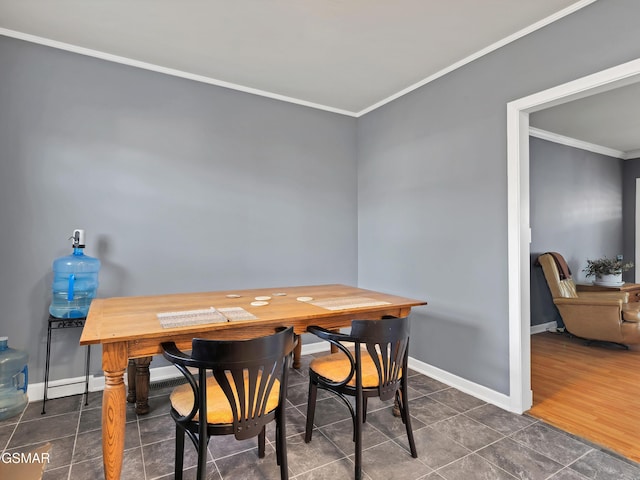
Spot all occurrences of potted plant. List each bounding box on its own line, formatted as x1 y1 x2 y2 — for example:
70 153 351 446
583 256 634 286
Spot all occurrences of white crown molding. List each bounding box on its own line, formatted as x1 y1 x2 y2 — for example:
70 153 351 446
356 0 598 116
0 27 358 118
529 126 626 159
0 0 596 118
624 149 640 160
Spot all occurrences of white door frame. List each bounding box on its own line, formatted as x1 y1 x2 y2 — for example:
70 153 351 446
506 58 640 413
637 178 640 280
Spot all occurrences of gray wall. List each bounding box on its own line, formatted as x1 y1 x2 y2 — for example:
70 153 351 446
529 137 624 327
0 36 358 383
623 157 640 281
357 0 640 394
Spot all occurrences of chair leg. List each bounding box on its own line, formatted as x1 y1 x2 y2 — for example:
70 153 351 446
305 379 318 443
197 423 208 480
399 385 417 458
277 406 289 480
363 396 368 423
259 426 266 458
175 424 185 480
275 419 282 466
354 393 363 480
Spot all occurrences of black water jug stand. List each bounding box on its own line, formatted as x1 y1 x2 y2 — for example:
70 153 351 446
41 315 91 414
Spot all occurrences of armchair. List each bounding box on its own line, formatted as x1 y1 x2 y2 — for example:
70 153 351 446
161 326 296 480
537 252 640 346
304 316 417 480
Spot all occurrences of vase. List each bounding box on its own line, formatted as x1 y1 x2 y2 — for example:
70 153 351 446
594 273 623 286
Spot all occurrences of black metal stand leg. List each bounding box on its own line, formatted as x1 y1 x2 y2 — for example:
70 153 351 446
42 321 53 415
42 315 90 413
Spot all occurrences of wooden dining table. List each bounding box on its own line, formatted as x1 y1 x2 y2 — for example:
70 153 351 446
79 283 426 480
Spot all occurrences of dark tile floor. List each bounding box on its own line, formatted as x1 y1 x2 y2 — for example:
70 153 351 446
1 353 639 480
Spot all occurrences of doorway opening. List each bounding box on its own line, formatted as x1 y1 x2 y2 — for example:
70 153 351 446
506 58 640 413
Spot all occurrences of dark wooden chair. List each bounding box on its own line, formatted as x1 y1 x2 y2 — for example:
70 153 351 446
304 316 417 480
162 326 296 480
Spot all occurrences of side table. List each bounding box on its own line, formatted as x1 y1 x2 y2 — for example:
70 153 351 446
42 315 90 414
577 282 640 302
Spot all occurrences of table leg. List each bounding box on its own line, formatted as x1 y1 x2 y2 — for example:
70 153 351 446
126 359 136 404
393 398 402 417
330 329 340 354
293 335 302 369
134 357 152 415
84 345 91 406
102 342 127 480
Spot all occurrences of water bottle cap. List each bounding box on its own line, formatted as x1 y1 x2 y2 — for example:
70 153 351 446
0 336 7 342
71 229 86 248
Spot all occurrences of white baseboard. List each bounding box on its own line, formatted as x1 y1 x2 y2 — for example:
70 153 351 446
530 321 558 335
302 342 514 413
28 375 94 402
29 342 516 414
300 341 330 355
28 342 333 402
407 357 514 412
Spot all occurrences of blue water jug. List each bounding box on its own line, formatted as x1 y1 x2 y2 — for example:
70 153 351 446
0 337 28 420
49 229 101 319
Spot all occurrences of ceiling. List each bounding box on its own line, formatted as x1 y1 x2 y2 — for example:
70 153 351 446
530 82 640 159
1 0 638 156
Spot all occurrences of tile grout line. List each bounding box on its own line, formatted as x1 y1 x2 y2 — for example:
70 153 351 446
433 451 519 480
507 423 597 474
67 401 84 480
136 410 148 480
419 411 524 479
0 401 29 455
0 419 21 455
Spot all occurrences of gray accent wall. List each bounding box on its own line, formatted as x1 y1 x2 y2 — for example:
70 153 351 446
0 36 357 383
529 137 624 327
357 0 640 394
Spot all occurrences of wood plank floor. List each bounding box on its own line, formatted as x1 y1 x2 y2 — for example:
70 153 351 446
528 332 640 463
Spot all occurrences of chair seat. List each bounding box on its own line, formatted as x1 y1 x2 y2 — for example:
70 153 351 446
170 373 281 425
310 351 400 388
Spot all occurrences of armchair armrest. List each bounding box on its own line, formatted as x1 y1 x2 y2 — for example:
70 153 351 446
622 304 640 323
160 342 199 421
161 342 194 367
577 291 629 302
307 325 356 343
307 325 358 356
554 297 623 307
307 325 356 387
